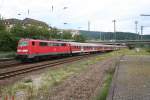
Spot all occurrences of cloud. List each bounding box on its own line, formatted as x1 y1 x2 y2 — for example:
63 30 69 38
1 0 150 34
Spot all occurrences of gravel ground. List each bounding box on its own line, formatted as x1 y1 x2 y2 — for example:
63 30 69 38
0 54 119 100
107 55 150 100
33 57 118 100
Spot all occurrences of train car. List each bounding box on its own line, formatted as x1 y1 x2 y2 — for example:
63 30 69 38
17 39 71 60
16 38 125 61
68 42 115 54
69 42 99 54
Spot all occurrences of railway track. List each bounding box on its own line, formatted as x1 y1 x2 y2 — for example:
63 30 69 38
0 54 99 80
0 59 21 68
0 58 14 62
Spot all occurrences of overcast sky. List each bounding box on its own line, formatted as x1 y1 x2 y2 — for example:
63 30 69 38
1 0 150 34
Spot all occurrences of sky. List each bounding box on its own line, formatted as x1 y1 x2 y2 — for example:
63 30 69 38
1 0 150 34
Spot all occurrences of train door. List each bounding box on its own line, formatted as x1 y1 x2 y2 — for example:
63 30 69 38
92 47 95 51
68 44 72 54
31 41 37 55
81 46 84 52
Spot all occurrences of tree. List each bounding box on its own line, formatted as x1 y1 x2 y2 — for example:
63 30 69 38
49 27 61 39
38 27 50 39
0 18 15 51
0 31 16 51
62 30 72 39
73 34 86 42
23 25 50 39
10 23 25 38
0 18 6 31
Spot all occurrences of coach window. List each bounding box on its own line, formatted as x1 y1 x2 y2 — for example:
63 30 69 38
58 43 62 46
52 43 58 46
39 42 48 46
48 43 53 46
32 41 35 46
61 43 66 46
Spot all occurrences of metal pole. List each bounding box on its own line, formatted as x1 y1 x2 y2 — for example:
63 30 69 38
141 26 143 40
135 21 138 40
88 21 90 31
135 21 138 34
112 20 116 41
99 32 101 41
138 32 140 40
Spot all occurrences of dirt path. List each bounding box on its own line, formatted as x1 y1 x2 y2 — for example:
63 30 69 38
107 55 150 100
34 57 118 100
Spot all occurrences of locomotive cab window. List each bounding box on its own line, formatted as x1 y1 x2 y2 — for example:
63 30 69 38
39 42 48 46
19 41 28 46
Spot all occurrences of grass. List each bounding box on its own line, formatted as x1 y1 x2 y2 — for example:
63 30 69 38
105 48 150 57
95 67 115 100
0 51 16 58
122 48 150 55
1 48 150 99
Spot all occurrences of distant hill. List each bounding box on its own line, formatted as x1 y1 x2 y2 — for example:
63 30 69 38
23 18 49 27
79 30 150 40
2 18 49 30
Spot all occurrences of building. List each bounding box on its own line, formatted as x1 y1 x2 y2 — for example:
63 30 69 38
2 18 22 30
2 18 49 30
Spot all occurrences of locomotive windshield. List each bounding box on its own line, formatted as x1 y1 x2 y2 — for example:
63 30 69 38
18 41 28 46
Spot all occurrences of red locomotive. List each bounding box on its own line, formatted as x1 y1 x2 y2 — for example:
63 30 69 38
16 38 123 61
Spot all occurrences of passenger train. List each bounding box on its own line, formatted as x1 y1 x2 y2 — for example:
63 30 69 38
16 38 125 61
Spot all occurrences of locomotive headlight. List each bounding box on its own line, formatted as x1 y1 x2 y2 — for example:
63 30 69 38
17 49 28 52
17 49 21 52
22 50 28 52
